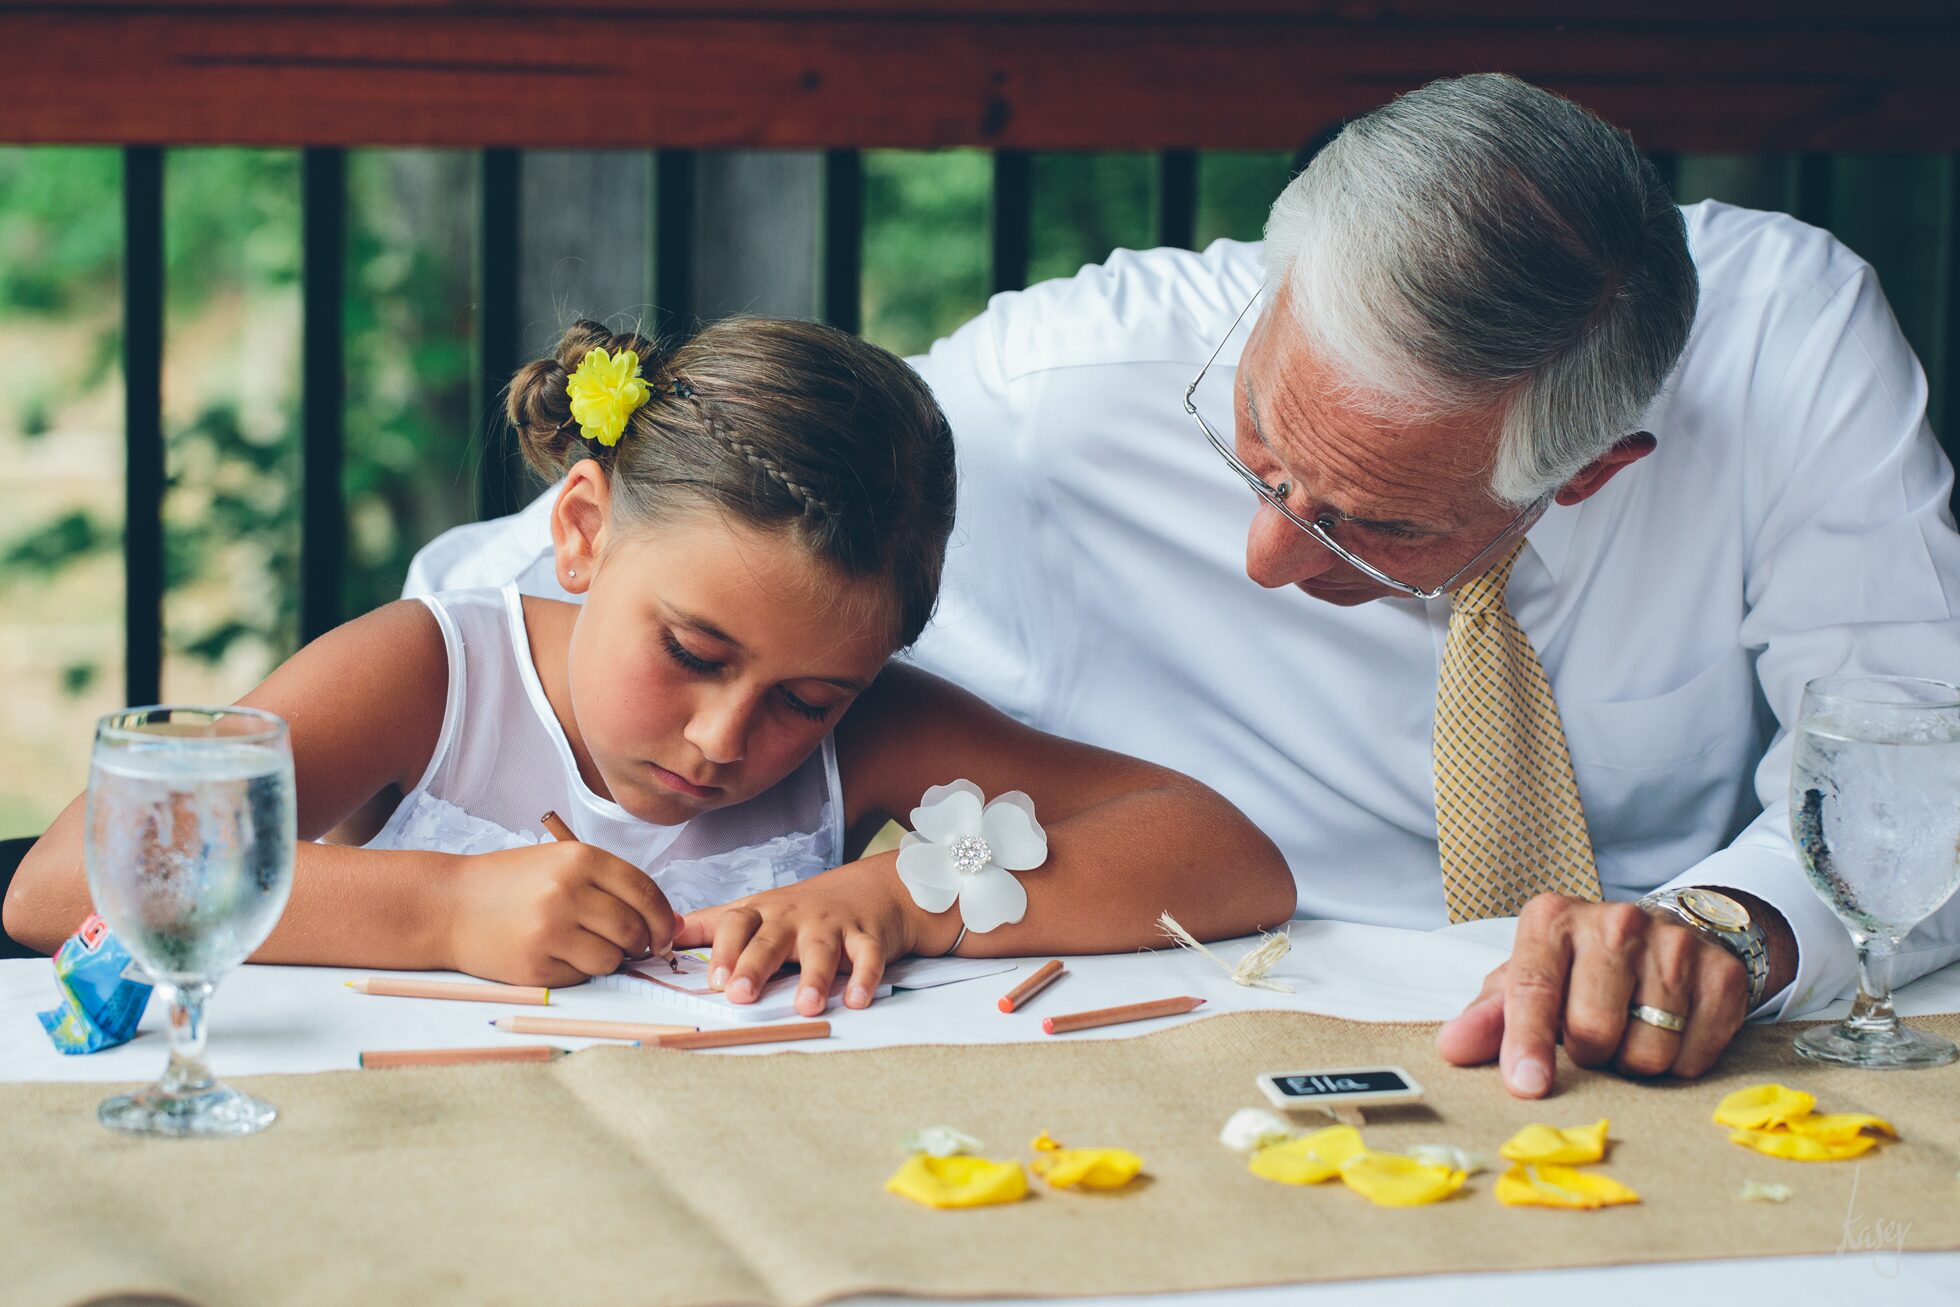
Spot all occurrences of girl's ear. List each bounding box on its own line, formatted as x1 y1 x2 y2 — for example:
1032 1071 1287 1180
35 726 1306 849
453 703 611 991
549 458 611 594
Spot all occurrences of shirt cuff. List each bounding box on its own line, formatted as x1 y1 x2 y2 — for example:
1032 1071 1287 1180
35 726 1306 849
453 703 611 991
1656 843 1855 1022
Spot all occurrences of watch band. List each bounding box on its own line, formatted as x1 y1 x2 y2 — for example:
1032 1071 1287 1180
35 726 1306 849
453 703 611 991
1636 888 1770 1010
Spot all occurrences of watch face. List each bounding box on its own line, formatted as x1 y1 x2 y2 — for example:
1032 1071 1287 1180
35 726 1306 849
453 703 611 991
1680 888 1750 933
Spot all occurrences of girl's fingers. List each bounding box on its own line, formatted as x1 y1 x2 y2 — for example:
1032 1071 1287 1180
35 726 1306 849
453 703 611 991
793 935 843 1018
842 932 886 1009
709 908 763 993
576 886 651 958
553 925 627 979
727 926 797 1005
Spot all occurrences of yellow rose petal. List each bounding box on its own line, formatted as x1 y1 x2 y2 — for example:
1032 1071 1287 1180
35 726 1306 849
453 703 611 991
1338 1151 1466 1207
1027 1131 1144 1191
1494 1163 1641 1210
1030 1146 1144 1190
1713 1083 1817 1131
1499 1118 1611 1165
884 1154 1029 1209
1248 1124 1365 1185
1785 1112 1897 1143
1728 1127 1879 1162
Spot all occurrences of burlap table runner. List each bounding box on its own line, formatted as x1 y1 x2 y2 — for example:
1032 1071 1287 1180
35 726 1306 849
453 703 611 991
6 1011 1957 1307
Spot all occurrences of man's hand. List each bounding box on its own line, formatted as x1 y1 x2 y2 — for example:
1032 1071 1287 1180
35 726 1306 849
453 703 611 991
673 852 956 1018
1436 893 1775 1097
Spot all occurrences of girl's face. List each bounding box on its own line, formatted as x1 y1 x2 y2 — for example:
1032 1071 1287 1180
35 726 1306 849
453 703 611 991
564 513 896 826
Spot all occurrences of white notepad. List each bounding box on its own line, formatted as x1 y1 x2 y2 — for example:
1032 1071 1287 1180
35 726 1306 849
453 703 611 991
589 950 1016 1023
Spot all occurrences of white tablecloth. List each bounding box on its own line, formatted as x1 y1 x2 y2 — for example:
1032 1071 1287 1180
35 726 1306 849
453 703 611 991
6 920 1957 1303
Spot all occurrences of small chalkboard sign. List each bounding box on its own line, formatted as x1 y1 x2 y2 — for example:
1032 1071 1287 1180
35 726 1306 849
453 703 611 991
1256 1066 1423 1111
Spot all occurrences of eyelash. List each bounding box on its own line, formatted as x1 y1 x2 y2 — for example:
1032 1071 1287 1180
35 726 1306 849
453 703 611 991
661 634 835 723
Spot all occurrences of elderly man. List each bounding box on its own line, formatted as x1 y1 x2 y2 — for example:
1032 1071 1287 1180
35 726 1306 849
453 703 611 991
409 74 1960 1096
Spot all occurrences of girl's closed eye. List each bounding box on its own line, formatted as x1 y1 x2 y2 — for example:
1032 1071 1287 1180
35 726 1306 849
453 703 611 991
663 632 723 674
666 630 840 723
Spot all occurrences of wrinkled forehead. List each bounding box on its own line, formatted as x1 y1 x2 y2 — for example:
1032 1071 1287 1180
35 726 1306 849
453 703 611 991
1239 292 1506 503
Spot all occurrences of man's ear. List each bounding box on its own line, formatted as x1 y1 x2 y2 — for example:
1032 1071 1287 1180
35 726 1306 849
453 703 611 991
549 459 611 594
1554 432 1657 507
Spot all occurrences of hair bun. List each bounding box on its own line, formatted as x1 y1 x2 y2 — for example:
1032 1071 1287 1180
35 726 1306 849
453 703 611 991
511 320 665 477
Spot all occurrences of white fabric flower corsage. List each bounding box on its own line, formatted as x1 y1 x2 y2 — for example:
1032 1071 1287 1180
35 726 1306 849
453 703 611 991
895 780 1047 933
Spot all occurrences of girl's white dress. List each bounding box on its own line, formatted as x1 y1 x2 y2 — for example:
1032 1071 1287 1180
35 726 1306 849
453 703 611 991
362 585 843 916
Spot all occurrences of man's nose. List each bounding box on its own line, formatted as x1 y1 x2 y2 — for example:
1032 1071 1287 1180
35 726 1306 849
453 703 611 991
1244 503 1337 589
684 689 753 766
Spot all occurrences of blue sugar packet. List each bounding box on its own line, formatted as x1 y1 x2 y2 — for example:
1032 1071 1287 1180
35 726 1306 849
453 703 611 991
36 913 154 1054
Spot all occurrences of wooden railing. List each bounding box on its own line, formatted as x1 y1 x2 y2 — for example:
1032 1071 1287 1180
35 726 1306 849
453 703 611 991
2 2 1957 707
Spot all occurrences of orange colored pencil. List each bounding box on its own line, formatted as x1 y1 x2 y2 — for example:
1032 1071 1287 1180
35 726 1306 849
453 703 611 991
641 1021 830 1050
1041 996 1205 1035
492 1016 695 1040
997 960 1065 1013
347 977 551 1006
360 1045 566 1069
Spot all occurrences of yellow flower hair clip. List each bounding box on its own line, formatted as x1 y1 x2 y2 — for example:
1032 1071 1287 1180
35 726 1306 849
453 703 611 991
565 346 652 447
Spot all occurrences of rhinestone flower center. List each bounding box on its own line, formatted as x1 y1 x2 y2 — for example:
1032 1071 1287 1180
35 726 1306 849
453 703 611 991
949 834 993 876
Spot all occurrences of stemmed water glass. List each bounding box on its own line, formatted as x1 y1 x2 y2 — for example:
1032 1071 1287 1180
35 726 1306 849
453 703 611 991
1789 675 1960 1068
86 705 296 1135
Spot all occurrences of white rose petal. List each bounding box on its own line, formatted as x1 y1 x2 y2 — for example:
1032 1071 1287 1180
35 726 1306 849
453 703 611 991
955 864 1029 934
1220 1108 1296 1153
1406 1143 1489 1176
980 792 1048 871
909 781 985 844
904 1126 982 1158
895 842 961 913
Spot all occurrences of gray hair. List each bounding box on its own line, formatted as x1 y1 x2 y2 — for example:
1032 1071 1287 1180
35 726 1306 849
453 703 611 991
1262 74 1697 506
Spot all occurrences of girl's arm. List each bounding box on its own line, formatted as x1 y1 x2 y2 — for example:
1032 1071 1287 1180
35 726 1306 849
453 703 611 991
2 602 676 984
674 663 1297 1014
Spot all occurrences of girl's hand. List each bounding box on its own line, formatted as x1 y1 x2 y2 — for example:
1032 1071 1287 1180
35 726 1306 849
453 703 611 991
444 843 681 988
673 852 956 1017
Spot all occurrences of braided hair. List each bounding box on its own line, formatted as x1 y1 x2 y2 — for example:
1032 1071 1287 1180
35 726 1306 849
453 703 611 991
508 317 955 648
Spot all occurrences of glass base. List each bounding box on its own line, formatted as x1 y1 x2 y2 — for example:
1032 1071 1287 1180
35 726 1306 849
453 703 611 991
1795 1020 1958 1069
98 1081 277 1137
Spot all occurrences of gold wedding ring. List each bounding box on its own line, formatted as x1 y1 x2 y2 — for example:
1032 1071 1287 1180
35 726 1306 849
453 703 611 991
1629 1002 1687 1033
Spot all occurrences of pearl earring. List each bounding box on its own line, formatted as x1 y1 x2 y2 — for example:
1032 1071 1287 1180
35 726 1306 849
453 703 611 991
568 570 577 579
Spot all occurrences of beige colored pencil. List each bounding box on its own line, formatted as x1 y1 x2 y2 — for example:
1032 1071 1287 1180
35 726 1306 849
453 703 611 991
642 1021 830 1050
1042 995 1205 1035
492 1016 695 1040
360 1045 566 1069
346 977 551 1006
997 960 1065 1013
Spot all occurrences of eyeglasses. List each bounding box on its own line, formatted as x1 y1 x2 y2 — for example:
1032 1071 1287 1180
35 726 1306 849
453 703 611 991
1182 289 1547 602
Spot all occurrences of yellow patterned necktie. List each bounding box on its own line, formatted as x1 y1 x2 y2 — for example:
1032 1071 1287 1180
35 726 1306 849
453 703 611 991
1432 538 1602 922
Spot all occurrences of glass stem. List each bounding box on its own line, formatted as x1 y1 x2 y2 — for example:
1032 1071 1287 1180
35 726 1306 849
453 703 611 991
1843 935 1901 1035
156 979 217 1098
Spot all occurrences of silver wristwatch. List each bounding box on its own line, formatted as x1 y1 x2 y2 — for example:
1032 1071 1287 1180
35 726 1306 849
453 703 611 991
1636 887 1769 1010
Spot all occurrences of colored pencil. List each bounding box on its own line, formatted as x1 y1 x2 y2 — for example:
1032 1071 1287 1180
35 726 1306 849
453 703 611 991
346 977 551 1006
1041 995 1205 1035
640 1021 830 1050
360 1045 566 1069
491 1016 695 1040
997 960 1065 1013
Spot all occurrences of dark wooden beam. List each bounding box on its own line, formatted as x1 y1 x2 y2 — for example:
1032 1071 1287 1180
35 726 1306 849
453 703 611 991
474 148 525 522
4 5 1959 152
299 147 346 644
121 146 164 707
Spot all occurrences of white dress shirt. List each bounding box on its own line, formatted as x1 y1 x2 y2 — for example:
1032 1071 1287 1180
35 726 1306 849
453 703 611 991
405 201 1960 1019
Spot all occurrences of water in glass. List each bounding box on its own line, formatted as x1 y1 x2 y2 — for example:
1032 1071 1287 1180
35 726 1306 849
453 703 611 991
1789 675 1960 1068
86 706 295 1135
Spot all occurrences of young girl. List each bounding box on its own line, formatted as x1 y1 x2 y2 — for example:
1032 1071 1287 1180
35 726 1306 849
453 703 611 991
7 318 1294 1016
